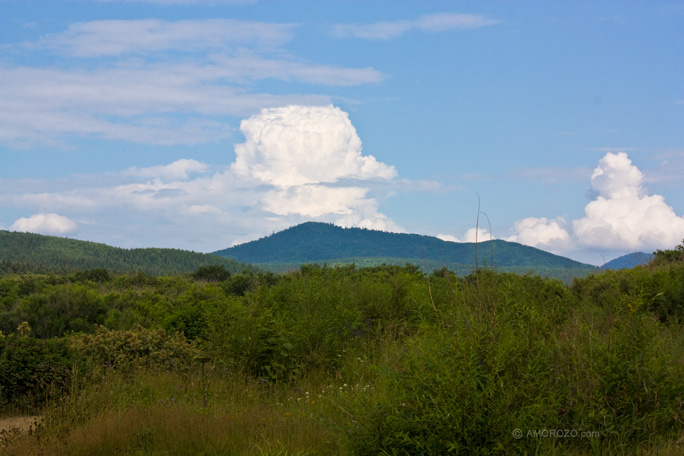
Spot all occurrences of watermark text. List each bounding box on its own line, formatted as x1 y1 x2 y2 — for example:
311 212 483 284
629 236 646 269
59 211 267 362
512 428 599 439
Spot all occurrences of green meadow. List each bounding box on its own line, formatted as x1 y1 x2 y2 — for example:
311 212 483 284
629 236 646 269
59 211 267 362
1 243 684 455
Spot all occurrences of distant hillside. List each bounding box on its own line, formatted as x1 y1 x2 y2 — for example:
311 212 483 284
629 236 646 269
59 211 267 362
0 230 253 275
601 252 654 270
214 222 598 279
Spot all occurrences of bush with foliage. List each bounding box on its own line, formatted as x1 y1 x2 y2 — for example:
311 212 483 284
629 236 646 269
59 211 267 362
0 326 72 412
69 325 202 378
2 249 684 455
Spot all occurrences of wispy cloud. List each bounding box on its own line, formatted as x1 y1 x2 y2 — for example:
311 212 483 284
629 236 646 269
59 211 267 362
0 18 385 148
28 19 295 57
1 106 410 249
511 166 592 184
331 12 499 40
124 159 210 180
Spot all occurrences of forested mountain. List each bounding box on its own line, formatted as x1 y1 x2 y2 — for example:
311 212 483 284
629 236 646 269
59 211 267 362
601 252 654 270
0 230 253 275
214 222 598 278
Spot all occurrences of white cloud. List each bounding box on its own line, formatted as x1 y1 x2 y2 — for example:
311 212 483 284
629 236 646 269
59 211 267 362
440 227 492 243
331 12 498 40
30 19 295 57
588 152 644 199
573 152 684 250
336 202 405 233
125 159 210 180
230 105 401 230
507 152 684 257
0 105 408 248
262 185 367 217
436 233 459 243
11 213 78 236
0 19 384 148
232 105 397 187
506 217 572 253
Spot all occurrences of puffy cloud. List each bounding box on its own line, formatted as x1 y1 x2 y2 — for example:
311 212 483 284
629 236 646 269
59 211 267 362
331 13 499 40
573 152 684 250
231 105 401 230
0 105 406 248
11 213 78 236
336 209 404 233
506 217 572 253
262 185 367 218
232 105 396 187
439 227 492 243
436 233 459 243
508 152 684 257
588 152 644 199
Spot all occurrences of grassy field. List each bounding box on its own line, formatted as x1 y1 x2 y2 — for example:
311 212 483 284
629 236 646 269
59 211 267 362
1 248 684 454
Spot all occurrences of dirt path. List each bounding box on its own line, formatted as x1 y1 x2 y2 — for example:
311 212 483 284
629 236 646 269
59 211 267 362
0 416 43 433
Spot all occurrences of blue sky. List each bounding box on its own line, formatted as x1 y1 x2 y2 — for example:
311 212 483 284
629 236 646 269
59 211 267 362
1 0 683 265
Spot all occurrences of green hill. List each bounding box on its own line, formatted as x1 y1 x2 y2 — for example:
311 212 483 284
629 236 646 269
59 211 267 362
213 222 597 279
601 252 653 270
0 230 253 275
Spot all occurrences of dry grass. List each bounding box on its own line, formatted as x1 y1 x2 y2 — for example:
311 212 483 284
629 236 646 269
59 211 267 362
1 371 350 456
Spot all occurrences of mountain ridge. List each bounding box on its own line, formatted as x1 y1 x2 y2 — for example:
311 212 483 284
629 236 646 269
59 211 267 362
0 230 253 275
601 252 654 270
214 222 597 277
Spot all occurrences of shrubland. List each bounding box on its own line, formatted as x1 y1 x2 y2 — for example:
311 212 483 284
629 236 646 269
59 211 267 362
1 244 684 455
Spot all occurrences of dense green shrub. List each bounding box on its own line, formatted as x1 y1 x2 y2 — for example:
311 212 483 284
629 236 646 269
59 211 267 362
572 262 684 322
68 325 202 377
0 331 72 411
346 272 572 455
344 271 684 455
192 265 231 282
2 257 684 454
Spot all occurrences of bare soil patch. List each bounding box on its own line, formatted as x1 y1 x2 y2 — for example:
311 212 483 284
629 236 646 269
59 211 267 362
0 416 43 433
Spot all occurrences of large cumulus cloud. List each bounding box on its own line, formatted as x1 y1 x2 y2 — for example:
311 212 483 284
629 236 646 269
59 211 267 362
573 152 684 250
503 152 684 258
0 105 406 250
231 105 402 231
507 217 572 252
232 105 396 186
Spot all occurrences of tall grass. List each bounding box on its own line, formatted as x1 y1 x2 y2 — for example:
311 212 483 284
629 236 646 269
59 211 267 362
3 369 350 455
3 262 684 455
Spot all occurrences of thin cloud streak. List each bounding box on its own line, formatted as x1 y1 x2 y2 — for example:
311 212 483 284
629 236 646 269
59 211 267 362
511 166 592 184
27 19 295 57
331 12 499 40
0 61 375 147
1 18 384 148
